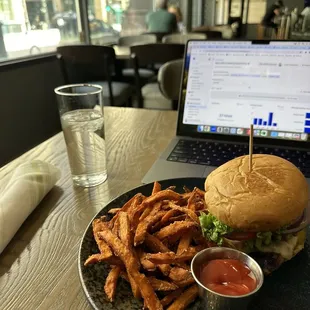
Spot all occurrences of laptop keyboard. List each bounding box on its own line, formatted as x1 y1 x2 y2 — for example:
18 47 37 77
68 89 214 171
167 139 310 178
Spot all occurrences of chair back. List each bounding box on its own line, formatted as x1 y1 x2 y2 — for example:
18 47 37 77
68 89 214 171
130 43 185 67
118 34 157 46
57 45 117 84
158 59 183 101
193 26 223 39
205 30 223 39
162 33 207 44
130 44 184 109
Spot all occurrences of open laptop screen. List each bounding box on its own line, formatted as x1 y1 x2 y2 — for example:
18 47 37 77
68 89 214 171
178 40 310 143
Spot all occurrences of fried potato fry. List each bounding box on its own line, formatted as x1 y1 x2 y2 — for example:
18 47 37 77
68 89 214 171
118 211 132 249
177 234 193 255
174 263 191 271
128 274 141 299
112 216 120 237
137 248 157 271
140 206 153 222
134 205 165 246
157 209 179 228
104 266 121 302
160 288 184 307
194 187 205 197
180 192 193 200
146 250 196 265
166 186 176 191
157 264 172 277
117 212 141 298
84 253 123 266
139 188 162 222
147 277 178 291
168 267 195 287
187 188 206 211
144 233 170 253
85 182 208 310
97 225 162 310
165 202 199 223
108 208 122 215
144 234 172 276
167 214 187 224
167 285 199 310
152 181 162 195
168 214 186 224
183 186 191 193
143 190 181 207
92 219 113 258
131 190 180 231
84 253 103 266
127 195 145 230
154 221 198 241
119 270 141 299
110 193 144 228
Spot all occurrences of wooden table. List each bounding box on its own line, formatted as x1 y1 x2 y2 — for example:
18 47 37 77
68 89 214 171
0 107 177 310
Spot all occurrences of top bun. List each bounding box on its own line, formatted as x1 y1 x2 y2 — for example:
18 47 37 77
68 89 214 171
204 155 309 231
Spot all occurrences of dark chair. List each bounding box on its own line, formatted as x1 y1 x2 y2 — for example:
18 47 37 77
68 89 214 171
193 26 223 39
131 43 185 109
118 35 157 84
194 29 223 39
205 30 223 39
158 59 183 110
57 45 134 107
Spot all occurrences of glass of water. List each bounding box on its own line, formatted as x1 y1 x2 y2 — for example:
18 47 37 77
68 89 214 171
55 84 107 187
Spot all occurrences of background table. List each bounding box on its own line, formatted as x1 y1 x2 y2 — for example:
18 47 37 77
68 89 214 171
0 107 177 310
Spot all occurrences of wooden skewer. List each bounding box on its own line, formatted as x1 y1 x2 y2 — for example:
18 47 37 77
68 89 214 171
249 124 254 172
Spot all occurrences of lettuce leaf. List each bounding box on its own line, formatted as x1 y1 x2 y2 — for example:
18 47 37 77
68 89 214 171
199 213 233 245
199 213 283 249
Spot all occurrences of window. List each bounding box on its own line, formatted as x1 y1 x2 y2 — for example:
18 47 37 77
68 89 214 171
0 0 13 20
0 0 80 61
247 0 266 24
214 0 267 25
0 0 157 62
88 0 154 41
230 0 267 23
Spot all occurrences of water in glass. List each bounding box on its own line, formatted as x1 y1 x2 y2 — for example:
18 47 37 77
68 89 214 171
61 109 107 187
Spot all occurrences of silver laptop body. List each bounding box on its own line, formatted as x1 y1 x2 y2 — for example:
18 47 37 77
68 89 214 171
143 40 310 185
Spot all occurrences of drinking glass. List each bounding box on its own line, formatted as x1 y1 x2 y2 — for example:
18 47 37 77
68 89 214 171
55 84 107 187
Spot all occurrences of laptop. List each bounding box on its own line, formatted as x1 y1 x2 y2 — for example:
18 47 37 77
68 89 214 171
142 40 310 184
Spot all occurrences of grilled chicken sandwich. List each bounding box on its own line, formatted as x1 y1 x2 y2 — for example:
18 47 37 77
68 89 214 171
200 154 309 274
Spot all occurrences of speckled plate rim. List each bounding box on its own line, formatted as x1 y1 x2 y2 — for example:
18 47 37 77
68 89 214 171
78 178 205 310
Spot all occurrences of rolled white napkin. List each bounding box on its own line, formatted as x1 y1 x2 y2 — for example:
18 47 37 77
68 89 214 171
0 160 61 254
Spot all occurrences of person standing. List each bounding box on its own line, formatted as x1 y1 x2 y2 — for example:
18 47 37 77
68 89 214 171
168 5 186 33
261 1 284 31
146 0 177 33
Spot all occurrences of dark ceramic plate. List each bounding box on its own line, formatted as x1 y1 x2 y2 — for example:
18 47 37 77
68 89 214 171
78 178 310 310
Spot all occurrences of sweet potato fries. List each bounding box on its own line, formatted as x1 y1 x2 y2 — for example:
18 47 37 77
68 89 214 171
84 182 207 310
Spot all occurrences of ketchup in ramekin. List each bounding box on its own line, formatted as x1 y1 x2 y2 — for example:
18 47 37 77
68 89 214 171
199 259 257 296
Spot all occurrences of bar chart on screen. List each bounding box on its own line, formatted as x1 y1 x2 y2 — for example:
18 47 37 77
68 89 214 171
304 113 310 133
253 112 277 127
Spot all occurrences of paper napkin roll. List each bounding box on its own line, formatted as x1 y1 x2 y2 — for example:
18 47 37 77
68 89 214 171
0 160 61 254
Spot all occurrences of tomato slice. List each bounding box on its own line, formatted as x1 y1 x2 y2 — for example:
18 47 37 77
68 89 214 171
225 232 257 241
